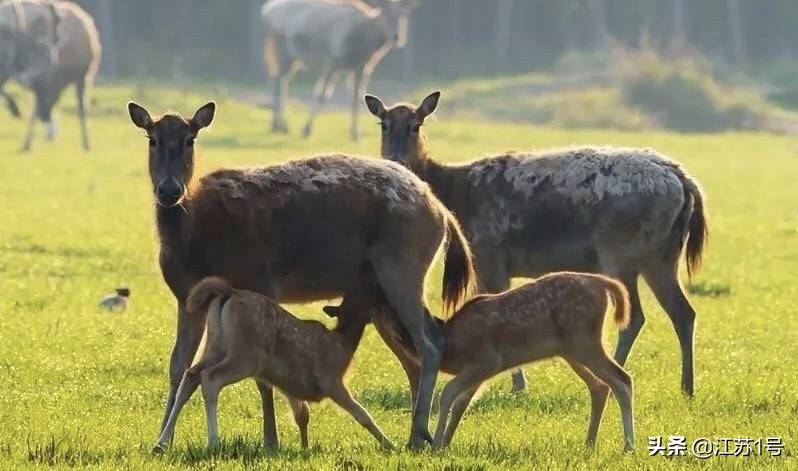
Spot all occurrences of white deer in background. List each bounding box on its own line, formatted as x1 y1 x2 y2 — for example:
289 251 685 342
261 0 416 140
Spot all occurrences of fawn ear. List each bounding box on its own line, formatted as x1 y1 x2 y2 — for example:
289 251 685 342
323 305 341 318
364 94 386 119
128 102 153 130
191 101 216 132
416 91 440 121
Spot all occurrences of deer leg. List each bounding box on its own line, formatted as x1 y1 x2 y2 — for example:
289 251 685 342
609 272 645 367
45 112 58 141
155 364 204 450
286 395 310 449
158 304 207 442
271 57 296 134
373 313 420 411
75 78 90 151
38 88 60 142
302 67 334 138
0 87 20 118
350 70 366 141
643 263 697 397
255 381 279 448
20 93 38 152
371 257 441 449
441 385 478 448
434 367 488 449
564 358 610 446
330 384 394 450
200 358 251 448
573 347 635 452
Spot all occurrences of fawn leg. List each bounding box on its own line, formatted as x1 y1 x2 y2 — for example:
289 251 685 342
200 359 251 447
159 303 205 442
575 348 635 451
256 381 279 448
330 385 394 450
434 363 492 449
440 385 479 448
565 358 610 446
154 365 205 449
287 395 310 449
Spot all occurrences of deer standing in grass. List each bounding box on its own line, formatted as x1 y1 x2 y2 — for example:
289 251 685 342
365 91 708 396
0 0 100 151
127 101 475 449
261 0 416 140
327 272 635 451
156 277 393 450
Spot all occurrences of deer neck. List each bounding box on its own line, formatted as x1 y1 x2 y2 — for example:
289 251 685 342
335 316 369 354
413 154 457 210
155 197 190 257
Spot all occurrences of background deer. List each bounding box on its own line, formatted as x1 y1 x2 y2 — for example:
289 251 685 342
365 91 708 396
260 0 416 140
0 0 100 151
127 101 475 449
327 271 635 451
156 276 393 451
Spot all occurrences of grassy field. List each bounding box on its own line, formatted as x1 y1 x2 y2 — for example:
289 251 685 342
0 83 796 470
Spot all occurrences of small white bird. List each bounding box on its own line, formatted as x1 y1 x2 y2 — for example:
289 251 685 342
99 288 130 311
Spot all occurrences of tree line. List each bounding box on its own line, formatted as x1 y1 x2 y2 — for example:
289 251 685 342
74 0 798 81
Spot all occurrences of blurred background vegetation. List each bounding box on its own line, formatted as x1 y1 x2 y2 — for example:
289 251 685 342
71 0 798 133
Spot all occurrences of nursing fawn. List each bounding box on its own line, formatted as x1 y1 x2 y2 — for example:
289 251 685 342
327 272 635 451
155 276 393 451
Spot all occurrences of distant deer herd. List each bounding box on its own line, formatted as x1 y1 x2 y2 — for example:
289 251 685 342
2 0 711 456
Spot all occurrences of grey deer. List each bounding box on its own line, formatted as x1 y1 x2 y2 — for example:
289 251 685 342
365 91 708 396
261 0 415 140
0 0 100 151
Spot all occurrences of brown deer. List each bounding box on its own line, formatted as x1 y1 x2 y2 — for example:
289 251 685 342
156 277 393 451
126 101 475 449
0 0 100 151
364 91 708 396
260 0 416 140
326 272 635 451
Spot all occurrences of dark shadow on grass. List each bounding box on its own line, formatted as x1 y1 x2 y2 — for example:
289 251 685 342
27 435 129 467
356 387 412 411
687 281 731 298
166 436 321 466
356 385 582 415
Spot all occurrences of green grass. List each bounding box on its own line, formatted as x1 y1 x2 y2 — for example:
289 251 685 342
0 83 796 470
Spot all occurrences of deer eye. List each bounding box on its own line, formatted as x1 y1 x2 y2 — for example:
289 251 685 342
186 137 195 147
411 124 421 134
379 122 387 131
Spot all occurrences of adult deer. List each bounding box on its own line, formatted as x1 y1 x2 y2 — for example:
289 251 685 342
127 101 475 449
260 0 415 140
365 91 709 396
0 0 100 151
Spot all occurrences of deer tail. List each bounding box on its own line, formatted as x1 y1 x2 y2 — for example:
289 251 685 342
186 277 234 314
681 175 709 281
593 275 630 329
441 210 477 317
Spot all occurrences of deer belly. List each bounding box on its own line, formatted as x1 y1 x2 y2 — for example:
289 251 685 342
507 238 598 277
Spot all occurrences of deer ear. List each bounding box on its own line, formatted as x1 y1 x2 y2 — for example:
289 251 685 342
417 91 440 120
191 101 216 131
127 102 153 130
322 305 341 318
364 95 386 119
